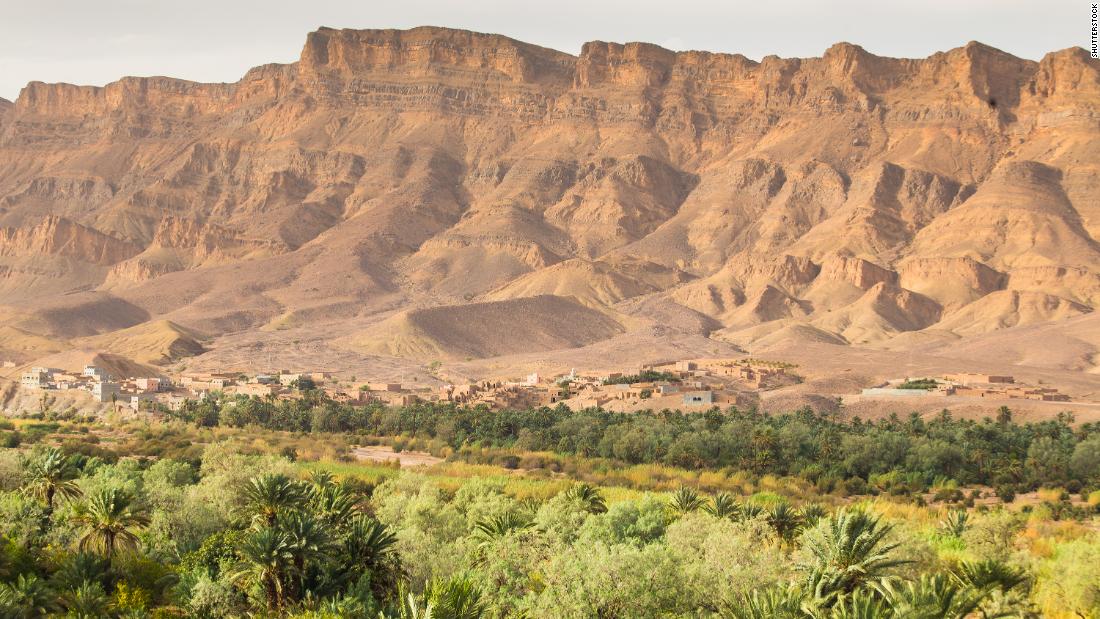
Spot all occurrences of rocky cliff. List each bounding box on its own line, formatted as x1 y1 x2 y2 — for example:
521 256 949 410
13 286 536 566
0 27 1097 365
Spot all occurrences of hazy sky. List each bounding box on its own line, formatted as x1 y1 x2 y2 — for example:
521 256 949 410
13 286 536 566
0 0 1086 101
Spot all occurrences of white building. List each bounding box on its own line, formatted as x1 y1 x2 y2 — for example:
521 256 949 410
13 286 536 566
83 365 106 379
91 381 121 402
682 391 714 406
135 377 162 392
20 371 48 390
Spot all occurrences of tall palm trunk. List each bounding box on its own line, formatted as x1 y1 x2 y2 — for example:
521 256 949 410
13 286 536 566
38 486 57 537
104 531 115 564
264 574 282 611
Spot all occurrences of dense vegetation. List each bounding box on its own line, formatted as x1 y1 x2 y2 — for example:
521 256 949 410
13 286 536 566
166 394 1100 497
0 435 1097 617
601 370 681 385
896 379 939 390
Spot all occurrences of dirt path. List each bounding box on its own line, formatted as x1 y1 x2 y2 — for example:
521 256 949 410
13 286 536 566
351 445 444 467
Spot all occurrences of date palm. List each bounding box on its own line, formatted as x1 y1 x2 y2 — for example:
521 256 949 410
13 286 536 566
311 483 361 529
738 503 764 521
231 526 293 611
800 504 828 527
952 558 1026 593
0 574 57 618
281 511 334 602
393 587 436 619
240 473 308 527
767 502 806 543
940 510 970 538
472 512 533 545
344 515 401 599
669 485 707 515
428 576 487 619
22 447 82 520
874 574 983 619
61 581 110 619
829 589 890 619
952 559 1032 619
74 488 150 562
563 483 607 514
345 515 399 571
721 584 805 619
52 553 111 591
308 469 337 491
705 492 741 519
798 509 909 599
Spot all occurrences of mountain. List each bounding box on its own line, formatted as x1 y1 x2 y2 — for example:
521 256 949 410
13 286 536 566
0 26 1097 373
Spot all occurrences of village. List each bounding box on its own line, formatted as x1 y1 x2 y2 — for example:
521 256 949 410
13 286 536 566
13 356 1082 418
13 357 802 415
859 373 1071 402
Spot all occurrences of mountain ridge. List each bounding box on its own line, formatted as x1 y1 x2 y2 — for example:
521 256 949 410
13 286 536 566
0 26 1097 373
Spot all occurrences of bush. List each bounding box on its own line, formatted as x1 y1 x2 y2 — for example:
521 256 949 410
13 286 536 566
841 477 868 496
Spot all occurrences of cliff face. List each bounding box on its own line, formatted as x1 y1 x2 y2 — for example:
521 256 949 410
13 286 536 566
0 26 1097 362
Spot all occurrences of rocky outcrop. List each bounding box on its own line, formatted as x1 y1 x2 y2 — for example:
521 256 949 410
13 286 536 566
897 257 1005 309
0 216 137 265
817 255 898 290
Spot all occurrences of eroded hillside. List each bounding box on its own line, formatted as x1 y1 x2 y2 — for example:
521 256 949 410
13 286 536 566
0 27 1097 368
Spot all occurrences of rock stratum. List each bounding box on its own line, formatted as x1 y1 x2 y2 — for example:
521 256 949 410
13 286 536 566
0 27 1098 370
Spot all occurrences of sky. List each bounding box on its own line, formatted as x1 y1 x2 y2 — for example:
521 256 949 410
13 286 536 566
0 0 1087 101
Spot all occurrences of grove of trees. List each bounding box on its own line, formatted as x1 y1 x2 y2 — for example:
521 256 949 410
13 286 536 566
166 394 1100 496
0 442 1096 616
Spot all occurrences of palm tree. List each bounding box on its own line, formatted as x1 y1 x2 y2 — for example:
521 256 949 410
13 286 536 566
669 485 707 515
472 512 533 545
952 559 1032 619
940 510 970 538
308 595 368 617
563 483 607 514
311 483 361 529
393 587 436 619
21 447 82 521
61 581 110 619
239 473 308 527
704 492 741 519
344 515 401 600
766 502 805 543
874 574 983 619
721 585 805 619
345 515 399 571
0 574 57 618
952 558 1026 593
798 509 909 599
516 496 543 518
281 511 334 602
738 503 765 521
51 552 111 591
799 504 827 527
309 469 337 491
828 589 890 619
74 488 150 562
231 526 293 611
428 576 487 619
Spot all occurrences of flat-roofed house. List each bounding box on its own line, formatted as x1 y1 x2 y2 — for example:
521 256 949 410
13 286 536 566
92 380 121 402
20 371 48 390
682 391 714 406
